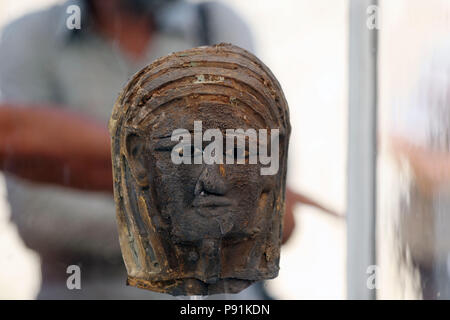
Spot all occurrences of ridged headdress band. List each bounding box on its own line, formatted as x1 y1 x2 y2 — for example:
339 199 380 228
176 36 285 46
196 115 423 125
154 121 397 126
109 43 290 136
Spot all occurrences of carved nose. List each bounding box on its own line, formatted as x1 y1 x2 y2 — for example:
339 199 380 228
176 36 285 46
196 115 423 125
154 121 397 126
194 164 228 196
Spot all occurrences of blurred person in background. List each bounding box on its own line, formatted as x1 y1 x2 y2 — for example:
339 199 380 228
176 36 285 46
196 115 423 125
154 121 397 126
0 0 335 299
392 41 450 299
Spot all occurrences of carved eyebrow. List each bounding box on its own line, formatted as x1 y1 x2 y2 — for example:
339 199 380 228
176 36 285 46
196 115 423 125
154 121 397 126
154 129 195 139
154 134 174 140
153 138 177 150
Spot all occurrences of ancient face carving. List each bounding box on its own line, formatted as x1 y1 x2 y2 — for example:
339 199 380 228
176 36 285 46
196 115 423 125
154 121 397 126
109 44 290 296
129 105 278 244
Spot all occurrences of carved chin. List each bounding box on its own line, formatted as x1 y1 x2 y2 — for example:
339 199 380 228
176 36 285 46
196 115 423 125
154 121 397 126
127 276 254 296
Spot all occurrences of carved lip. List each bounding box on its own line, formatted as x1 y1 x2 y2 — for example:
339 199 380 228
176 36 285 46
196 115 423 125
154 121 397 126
192 195 233 208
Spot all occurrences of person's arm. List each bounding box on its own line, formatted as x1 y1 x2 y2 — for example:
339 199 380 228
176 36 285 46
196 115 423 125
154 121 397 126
0 105 112 192
0 10 113 192
392 136 450 194
283 187 341 244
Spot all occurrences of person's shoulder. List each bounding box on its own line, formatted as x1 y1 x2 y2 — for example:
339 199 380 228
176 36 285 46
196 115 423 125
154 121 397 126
200 1 241 15
1 3 65 46
200 1 255 52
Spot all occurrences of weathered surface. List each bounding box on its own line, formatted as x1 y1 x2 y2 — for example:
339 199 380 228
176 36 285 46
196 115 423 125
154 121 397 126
109 43 290 295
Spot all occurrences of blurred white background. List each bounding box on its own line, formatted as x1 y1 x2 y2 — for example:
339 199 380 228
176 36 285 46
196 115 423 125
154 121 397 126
377 0 450 299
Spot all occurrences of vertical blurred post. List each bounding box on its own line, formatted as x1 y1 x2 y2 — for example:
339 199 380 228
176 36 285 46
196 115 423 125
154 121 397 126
347 0 378 300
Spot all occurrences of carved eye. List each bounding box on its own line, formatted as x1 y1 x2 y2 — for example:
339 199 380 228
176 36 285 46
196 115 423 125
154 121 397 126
236 147 249 160
173 145 202 157
225 146 249 161
173 146 184 157
191 145 203 158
